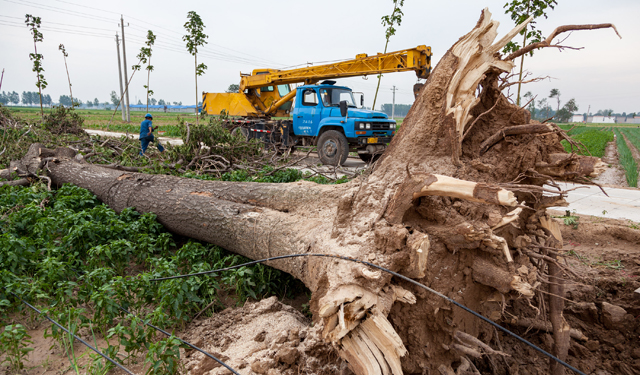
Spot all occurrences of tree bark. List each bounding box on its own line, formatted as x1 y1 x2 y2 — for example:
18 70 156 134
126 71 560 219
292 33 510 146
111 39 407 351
12 8 613 374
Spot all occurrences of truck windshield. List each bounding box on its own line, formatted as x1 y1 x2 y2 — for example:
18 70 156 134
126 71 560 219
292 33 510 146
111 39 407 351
320 88 356 107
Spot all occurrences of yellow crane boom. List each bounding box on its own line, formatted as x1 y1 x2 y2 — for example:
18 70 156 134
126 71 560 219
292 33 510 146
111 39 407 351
203 45 432 118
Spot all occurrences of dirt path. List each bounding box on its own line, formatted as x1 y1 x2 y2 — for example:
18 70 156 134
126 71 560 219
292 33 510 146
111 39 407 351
592 139 628 187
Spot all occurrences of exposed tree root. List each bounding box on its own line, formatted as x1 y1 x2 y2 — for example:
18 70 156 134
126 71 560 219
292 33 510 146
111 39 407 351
5 8 621 374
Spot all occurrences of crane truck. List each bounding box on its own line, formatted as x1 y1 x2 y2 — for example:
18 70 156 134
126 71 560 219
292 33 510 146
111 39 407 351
202 45 432 165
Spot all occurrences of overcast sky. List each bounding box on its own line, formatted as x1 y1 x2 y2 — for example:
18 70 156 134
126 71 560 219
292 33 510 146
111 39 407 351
1 0 638 114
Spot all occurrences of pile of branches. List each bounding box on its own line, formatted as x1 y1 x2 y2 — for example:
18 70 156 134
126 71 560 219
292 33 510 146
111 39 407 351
1 105 357 186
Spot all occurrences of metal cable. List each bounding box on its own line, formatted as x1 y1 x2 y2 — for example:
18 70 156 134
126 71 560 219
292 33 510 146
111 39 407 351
69 268 240 375
114 305 240 375
150 253 587 375
10 293 135 375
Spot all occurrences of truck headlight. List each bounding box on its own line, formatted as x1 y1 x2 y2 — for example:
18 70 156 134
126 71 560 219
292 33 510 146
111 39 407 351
390 123 396 129
366 123 371 129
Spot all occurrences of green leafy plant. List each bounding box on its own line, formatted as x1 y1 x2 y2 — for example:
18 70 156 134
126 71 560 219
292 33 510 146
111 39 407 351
145 335 183 375
183 11 208 125
0 324 34 372
554 209 579 229
25 14 47 118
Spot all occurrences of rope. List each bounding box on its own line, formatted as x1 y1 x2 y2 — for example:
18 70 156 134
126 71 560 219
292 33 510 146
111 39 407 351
150 253 586 375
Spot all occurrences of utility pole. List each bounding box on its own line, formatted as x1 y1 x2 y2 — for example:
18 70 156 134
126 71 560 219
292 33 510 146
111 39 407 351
120 15 130 122
115 33 125 121
0 69 4 91
390 85 397 120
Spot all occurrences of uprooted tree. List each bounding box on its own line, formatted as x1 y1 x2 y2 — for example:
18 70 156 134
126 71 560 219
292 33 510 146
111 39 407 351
4 9 619 375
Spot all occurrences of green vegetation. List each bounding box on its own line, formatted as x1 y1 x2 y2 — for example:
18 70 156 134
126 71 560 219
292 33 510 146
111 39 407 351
620 128 640 155
560 127 613 158
0 183 309 371
0 324 33 372
614 128 638 187
0 104 359 371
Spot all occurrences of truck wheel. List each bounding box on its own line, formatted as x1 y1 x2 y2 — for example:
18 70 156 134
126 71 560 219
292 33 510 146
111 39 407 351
317 130 349 166
231 127 249 141
358 153 381 164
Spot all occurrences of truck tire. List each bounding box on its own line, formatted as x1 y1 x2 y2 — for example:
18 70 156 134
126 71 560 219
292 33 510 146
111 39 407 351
231 127 249 141
317 130 349 166
358 153 381 164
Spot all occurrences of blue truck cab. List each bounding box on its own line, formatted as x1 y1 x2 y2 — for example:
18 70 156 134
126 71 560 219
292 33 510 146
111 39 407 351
291 81 396 165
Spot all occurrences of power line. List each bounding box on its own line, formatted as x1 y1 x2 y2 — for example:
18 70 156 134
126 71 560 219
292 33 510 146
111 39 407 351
0 14 115 32
149 253 587 375
2 0 114 24
0 21 113 38
10 0 286 67
11 293 135 375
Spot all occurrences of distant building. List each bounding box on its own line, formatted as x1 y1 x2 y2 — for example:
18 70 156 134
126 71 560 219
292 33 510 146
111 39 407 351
570 114 584 122
129 104 200 113
591 115 616 123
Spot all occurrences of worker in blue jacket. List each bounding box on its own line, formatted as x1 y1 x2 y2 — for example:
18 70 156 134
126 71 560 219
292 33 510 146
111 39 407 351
139 113 164 155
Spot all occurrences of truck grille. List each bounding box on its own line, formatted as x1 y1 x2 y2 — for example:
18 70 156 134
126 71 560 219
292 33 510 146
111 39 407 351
355 121 392 130
371 123 390 130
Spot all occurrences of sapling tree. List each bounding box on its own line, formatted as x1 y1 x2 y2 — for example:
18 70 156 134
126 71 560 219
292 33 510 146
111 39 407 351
523 91 536 116
183 11 208 125
549 87 561 113
372 0 404 110
503 0 557 105
58 44 74 107
133 30 157 113
25 14 47 118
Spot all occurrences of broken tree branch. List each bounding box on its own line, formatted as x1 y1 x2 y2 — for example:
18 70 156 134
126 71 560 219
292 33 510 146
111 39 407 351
479 124 555 155
505 24 621 61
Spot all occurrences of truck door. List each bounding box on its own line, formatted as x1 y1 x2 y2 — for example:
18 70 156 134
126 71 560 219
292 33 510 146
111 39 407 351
294 88 320 136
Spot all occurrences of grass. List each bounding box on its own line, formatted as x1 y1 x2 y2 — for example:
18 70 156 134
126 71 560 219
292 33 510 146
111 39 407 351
614 128 638 187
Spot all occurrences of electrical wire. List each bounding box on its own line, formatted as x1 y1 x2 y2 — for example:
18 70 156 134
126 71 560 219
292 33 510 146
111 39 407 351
114 305 240 375
10 293 135 375
2 0 114 24
150 253 587 375
0 20 115 38
5 0 285 68
67 268 240 375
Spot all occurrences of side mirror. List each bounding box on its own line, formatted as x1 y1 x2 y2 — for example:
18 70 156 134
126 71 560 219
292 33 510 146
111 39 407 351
360 95 364 106
340 100 348 117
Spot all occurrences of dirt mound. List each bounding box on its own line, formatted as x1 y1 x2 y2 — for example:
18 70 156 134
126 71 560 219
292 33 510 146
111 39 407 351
181 297 351 375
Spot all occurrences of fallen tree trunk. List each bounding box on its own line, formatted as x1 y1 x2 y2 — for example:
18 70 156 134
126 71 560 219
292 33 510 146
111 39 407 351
10 8 617 374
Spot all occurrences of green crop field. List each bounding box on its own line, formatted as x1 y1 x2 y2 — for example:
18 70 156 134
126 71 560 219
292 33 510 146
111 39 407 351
614 128 638 187
6 106 194 137
620 128 640 152
560 126 613 158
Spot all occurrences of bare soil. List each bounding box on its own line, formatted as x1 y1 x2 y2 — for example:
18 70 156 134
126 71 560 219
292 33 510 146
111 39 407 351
592 140 628 187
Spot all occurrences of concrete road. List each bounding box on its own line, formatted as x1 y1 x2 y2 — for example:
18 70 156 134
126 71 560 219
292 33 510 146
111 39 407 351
556 182 640 223
83 129 640 223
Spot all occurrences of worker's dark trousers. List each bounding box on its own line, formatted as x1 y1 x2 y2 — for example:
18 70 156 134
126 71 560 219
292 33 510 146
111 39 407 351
140 134 165 155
